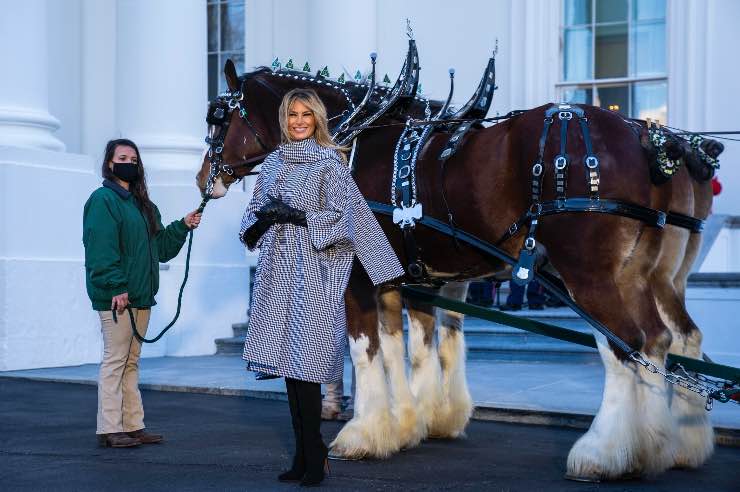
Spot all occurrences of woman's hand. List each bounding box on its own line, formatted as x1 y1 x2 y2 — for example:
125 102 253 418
184 210 203 229
111 292 129 314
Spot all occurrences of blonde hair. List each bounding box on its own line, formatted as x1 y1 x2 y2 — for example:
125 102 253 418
278 88 349 162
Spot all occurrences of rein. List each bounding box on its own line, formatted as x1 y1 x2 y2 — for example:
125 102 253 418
112 79 268 344
337 110 526 135
111 195 210 343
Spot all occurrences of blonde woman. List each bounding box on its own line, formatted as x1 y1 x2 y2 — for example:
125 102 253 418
239 89 403 486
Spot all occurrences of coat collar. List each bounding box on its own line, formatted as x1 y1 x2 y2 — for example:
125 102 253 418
103 179 132 199
278 137 338 164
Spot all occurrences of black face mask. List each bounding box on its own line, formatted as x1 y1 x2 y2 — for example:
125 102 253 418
112 162 139 183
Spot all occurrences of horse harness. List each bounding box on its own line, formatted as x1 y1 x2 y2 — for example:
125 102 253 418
378 98 712 286
203 80 269 199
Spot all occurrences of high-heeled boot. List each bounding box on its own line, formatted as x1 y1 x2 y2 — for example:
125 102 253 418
278 378 305 482
295 380 329 487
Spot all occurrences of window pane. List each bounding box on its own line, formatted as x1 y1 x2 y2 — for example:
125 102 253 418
221 1 244 51
596 0 627 23
564 27 593 81
219 53 244 94
595 23 627 78
564 0 591 25
561 86 594 105
207 4 218 52
596 85 629 116
634 0 666 20
208 54 218 101
632 81 667 122
631 21 666 76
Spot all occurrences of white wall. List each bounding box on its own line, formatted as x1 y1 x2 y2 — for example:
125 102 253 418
668 0 740 215
3 0 739 371
0 0 249 371
47 0 83 154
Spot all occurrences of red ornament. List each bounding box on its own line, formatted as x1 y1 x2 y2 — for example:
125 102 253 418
711 176 722 196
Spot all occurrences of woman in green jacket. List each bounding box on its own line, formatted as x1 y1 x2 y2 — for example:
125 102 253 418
83 138 202 448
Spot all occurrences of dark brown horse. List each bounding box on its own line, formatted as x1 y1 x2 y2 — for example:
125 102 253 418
196 59 719 481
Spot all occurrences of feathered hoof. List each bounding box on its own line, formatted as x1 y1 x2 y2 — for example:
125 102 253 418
329 414 400 460
566 433 639 482
396 405 425 449
672 425 714 469
427 396 473 439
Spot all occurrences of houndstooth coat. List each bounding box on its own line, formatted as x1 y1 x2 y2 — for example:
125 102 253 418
239 138 404 384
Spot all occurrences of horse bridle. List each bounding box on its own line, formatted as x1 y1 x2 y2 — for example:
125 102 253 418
204 78 272 197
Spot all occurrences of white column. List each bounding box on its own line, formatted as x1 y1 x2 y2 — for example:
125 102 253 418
508 0 560 110
116 0 207 179
308 0 377 81
0 0 65 151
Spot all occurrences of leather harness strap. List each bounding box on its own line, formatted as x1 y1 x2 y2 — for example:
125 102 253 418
666 211 705 233
555 110 570 201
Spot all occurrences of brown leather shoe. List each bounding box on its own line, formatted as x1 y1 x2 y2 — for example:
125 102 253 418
97 432 141 448
126 429 163 444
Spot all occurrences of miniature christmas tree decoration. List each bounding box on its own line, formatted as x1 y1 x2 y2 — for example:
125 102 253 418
285 59 294 69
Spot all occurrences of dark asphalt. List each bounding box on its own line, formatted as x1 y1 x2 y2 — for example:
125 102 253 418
0 379 737 491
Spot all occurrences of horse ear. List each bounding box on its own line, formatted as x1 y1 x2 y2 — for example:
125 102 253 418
224 59 239 92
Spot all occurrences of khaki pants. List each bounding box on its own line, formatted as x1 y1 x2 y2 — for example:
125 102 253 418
96 308 150 434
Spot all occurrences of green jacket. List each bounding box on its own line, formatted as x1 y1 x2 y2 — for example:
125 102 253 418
83 180 189 311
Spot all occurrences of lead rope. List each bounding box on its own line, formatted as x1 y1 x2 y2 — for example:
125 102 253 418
112 196 209 344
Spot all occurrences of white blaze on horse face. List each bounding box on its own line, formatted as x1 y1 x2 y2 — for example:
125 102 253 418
210 176 229 199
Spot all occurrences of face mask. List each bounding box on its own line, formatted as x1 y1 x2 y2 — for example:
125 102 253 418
112 162 139 183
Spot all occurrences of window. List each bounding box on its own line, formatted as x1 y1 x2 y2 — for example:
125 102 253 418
208 0 245 101
559 0 667 123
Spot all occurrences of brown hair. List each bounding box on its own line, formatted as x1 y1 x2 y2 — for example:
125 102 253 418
101 138 160 235
278 88 348 161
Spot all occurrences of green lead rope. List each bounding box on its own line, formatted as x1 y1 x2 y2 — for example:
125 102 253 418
112 197 209 344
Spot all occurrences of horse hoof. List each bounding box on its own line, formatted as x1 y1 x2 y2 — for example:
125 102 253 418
564 474 601 483
328 451 362 461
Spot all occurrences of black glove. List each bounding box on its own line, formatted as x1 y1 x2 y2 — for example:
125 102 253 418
242 219 271 249
255 195 307 227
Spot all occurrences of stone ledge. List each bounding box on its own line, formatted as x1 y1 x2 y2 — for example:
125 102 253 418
688 272 740 288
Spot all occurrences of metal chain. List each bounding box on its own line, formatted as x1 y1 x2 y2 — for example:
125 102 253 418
629 352 739 410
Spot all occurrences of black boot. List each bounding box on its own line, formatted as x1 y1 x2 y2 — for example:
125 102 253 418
278 378 305 482
295 380 329 487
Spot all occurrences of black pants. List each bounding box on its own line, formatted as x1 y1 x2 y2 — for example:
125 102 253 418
506 279 546 306
285 378 327 475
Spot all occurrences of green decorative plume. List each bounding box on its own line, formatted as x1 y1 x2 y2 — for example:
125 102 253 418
303 62 311 72
338 73 345 83
354 70 362 82
271 57 281 70
383 74 391 84
285 58 294 69
320 66 330 77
